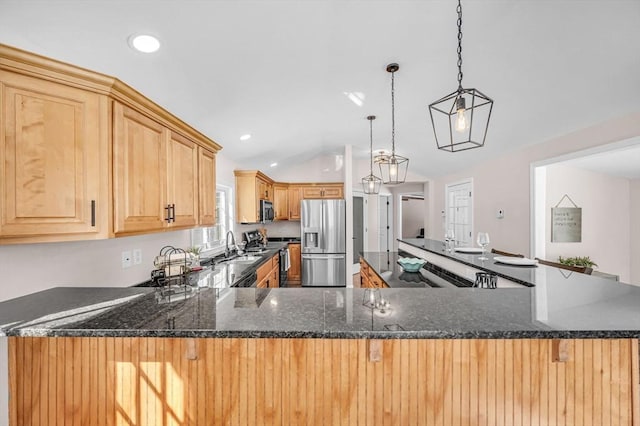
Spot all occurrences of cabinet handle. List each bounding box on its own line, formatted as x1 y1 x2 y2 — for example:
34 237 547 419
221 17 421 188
91 200 96 227
165 205 172 222
170 204 176 222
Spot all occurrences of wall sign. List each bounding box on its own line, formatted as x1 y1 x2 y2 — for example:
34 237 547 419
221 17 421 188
551 194 582 243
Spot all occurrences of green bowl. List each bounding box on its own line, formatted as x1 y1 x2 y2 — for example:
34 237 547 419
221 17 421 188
397 257 426 272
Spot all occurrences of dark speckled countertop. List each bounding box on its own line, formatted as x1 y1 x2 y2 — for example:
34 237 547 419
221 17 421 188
1 242 639 339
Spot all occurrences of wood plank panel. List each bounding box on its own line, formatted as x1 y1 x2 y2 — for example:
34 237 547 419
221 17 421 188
7 337 639 426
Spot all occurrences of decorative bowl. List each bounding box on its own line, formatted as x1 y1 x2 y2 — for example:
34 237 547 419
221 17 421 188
397 257 426 272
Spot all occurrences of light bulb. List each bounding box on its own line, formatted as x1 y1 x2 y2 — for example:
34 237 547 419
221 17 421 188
368 179 375 191
455 96 467 133
389 162 398 179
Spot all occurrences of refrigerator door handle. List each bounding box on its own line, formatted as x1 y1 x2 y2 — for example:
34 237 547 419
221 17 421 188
302 254 345 260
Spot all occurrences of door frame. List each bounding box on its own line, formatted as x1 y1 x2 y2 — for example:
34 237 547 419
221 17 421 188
445 178 474 246
352 191 367 274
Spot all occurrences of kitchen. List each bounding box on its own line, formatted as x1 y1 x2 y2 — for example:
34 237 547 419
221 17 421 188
1 1 640 425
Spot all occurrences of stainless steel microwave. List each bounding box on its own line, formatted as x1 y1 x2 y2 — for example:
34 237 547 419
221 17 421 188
260 199 274 222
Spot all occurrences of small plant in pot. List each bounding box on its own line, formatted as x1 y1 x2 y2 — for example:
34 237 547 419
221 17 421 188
558 256 598 269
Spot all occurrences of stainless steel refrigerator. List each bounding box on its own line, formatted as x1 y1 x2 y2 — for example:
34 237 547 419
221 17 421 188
301 199 346 287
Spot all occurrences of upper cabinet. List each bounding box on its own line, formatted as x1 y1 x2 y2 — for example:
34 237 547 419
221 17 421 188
273 183 289 220
300 183 343 199
0 44 221 244
234 170 274 223
234 169 343 223
0 70 109 243
198 147 216 226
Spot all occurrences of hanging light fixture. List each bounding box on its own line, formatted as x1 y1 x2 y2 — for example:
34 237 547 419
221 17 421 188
428 0 493 152
361 115 382 194
379 63 409 184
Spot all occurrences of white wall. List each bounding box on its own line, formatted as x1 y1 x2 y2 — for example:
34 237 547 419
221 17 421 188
0 230 191 303
631 179 640 284
401 198 425 238
429 112 640 259
544 164 631 282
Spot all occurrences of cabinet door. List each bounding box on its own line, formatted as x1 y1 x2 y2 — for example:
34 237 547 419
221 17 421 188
301 186 323 199
322 185 343 199
167 131 198 228
288 243 301 282
113 103 168 235
0 71 108 240
273 184 289 220
198 147 216 226
288 186 302 220
257 178 269 200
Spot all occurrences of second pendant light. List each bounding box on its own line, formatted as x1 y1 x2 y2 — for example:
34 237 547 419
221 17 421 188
378 63 409 185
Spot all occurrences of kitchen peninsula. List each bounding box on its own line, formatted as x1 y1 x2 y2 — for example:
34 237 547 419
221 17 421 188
2 242 639 425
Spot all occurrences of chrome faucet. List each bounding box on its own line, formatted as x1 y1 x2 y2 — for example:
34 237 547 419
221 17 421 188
225 230 237 258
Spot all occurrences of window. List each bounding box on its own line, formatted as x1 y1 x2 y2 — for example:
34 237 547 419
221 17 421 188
191 184 234 253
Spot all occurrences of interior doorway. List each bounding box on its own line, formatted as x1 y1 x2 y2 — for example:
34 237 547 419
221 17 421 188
352 193 366 269
379 194 392 252
445 179 473 246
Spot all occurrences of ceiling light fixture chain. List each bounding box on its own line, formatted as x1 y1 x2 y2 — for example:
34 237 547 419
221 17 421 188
361 115 382 194
390 66 396 154
456 0 463 91
378 63 408 185
428 0 494 153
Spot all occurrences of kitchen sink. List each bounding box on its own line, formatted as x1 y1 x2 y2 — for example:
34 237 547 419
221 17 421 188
219 255 262 264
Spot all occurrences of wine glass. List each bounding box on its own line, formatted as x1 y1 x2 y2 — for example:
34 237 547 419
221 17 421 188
444 229 455 252
477 232 490 260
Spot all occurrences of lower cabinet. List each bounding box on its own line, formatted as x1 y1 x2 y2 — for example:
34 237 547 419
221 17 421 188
10 336 639 426
359 257 388 288
257 253 279 288
287 242 301 284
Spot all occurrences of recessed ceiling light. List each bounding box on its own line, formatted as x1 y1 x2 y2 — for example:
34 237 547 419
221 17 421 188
239 134 251 141
270 162 278 168
128 34 161 53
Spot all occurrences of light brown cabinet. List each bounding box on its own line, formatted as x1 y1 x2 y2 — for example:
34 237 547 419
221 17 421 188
301 183 343 199
0 70 110 243
113 103 201 235
0 43 221 244
257 253 279 288
288 185 303 220
234 170 274 223
359 257 388 288
273 183 289 220
288 242 301 284
198 147 216 226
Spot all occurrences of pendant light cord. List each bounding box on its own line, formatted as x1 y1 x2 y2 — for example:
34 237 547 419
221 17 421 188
391 70 396 155
456 0 464 92
369 118 374 173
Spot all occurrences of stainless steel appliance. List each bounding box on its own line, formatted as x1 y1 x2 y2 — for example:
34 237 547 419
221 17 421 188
259 200 274 223
301 199 346 287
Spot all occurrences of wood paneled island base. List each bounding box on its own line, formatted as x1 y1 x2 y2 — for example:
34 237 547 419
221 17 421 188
9 337 639 426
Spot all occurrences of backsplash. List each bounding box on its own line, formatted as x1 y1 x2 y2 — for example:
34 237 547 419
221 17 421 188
236 221 301 241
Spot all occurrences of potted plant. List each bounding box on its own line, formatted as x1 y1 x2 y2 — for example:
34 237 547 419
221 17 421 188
558 256 598 269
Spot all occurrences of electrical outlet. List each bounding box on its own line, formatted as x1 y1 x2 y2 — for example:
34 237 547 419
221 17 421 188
133 249 142 265
121 250 132 268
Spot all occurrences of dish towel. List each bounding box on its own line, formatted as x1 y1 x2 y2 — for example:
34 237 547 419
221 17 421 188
284 248 291 271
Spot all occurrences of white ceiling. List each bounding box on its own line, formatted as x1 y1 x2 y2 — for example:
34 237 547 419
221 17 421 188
1 0 639 178
564 145 640 180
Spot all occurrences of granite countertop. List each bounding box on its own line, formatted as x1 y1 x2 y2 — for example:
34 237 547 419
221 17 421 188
399 238 542 286
2 246 639 339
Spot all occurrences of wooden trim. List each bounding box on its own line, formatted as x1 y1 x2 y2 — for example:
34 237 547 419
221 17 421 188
552 338 571 362
0 43 221 153
9 337 638 426
632 339 640 426
368 339 382 362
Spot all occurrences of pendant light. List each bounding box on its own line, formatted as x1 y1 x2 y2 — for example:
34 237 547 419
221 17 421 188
378 63 409 184
428 0 493 152
361 115 382 194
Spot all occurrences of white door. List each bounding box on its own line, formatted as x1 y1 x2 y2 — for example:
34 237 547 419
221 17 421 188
445 180 473 246
379 194 392 252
